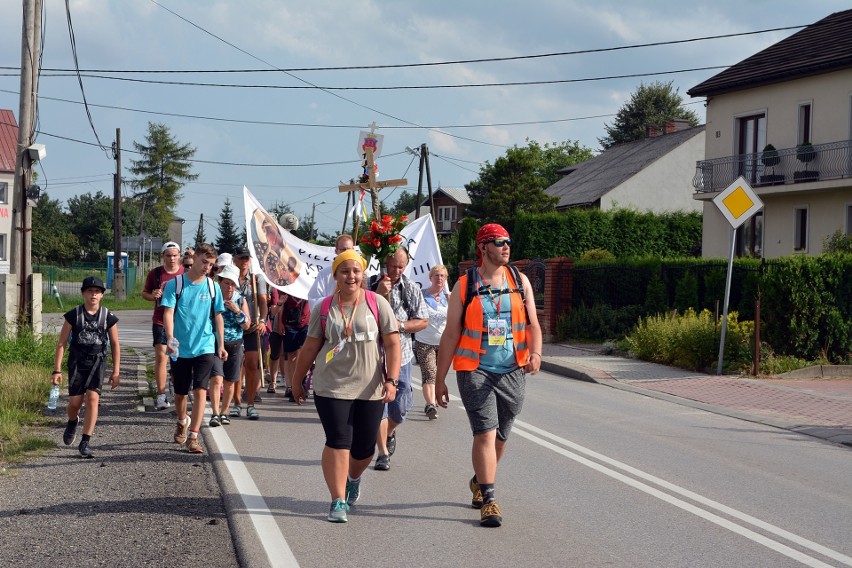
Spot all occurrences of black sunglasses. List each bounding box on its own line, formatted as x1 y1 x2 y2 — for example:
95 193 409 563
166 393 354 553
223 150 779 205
489 238 512 247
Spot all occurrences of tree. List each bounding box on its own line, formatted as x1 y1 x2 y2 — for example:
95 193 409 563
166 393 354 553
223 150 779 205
32 193 80 264
465 139 593 232
599 81 700 149
215 198 245 253
389 189 420 216
194 213 207 246
66 191 116 261
128 122 198 238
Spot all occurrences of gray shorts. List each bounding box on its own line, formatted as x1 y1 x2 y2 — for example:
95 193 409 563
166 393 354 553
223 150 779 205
456 367 525 441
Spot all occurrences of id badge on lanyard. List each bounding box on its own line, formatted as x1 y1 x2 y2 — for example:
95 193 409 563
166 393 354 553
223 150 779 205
487 318 508 345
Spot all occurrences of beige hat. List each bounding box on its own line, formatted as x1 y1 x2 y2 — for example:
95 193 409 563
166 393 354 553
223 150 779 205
218 264 240 286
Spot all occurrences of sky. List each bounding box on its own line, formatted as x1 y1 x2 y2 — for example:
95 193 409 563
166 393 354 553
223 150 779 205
1 0 849 247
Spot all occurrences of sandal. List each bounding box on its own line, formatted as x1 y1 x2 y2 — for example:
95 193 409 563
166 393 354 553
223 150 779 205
246 405 259 420
229 404 242 417
266 384 276 394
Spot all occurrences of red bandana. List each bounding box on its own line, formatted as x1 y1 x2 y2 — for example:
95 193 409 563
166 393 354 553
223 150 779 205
475 224 510 265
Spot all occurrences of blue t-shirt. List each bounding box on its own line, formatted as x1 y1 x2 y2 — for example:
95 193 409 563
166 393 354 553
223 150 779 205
478 284 517 374
161 276 225 358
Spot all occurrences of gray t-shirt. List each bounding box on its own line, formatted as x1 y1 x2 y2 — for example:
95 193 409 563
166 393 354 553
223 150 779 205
307 293 397 400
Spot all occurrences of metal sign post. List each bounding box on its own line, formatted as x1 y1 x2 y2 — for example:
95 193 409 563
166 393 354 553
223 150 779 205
711 176 763 375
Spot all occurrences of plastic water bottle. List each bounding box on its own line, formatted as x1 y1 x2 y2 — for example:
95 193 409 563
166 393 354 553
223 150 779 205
168 338 180 362
47 384 60 410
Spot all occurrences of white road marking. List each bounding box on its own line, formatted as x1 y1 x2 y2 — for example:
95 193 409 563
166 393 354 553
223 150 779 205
513 419 851 568
207 412 300 568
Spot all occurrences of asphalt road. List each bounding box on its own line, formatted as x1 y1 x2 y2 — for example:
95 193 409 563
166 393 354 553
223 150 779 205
25 311 852 567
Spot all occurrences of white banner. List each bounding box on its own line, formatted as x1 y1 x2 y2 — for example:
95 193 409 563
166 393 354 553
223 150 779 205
242 186 444 299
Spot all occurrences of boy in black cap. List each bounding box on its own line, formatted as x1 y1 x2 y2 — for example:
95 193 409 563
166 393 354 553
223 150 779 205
52 276 120 458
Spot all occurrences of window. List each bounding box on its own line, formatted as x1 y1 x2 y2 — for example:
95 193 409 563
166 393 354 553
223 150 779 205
846 204 852 237
0 182 7 204
737 113 766 183
736 212 763 258
0 234 6 262
798 103 812 145
794 207 808 252
438 206 456 222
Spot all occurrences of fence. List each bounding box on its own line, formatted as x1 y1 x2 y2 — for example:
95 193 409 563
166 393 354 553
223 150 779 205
36 263 138 297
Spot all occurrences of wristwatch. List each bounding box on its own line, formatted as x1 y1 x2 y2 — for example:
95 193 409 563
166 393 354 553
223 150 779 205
384 378 399 387
398 321 406 333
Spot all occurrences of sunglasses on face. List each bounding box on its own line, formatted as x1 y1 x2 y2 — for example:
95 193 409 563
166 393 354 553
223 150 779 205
489 238 512 247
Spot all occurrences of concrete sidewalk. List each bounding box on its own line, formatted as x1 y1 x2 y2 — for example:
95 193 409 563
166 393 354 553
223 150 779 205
540 343 852 448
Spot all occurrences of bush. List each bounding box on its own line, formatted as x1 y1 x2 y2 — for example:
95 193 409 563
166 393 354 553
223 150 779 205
626 309 754 372
581 248 615 261
644 273 667 315
823 230 852 254
673 271 698 312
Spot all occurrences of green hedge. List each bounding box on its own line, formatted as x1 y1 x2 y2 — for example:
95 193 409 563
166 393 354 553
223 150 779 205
514 209 702 259
561 255 851 362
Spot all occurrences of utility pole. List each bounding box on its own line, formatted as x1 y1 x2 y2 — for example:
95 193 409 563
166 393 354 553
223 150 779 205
413 143 434 220
11 0 43 331
310 200 326 241
112 128 126 300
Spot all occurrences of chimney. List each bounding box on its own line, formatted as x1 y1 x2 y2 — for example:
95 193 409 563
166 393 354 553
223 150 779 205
664 119 691 134
646 124 659 138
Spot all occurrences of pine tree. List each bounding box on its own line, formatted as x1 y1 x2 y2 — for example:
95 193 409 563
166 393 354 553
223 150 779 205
128 122 198 238
598 81 700 149
215 198 245 253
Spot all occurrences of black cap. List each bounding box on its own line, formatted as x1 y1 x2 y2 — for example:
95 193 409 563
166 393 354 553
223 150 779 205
81 276 106 292
233 246 251 258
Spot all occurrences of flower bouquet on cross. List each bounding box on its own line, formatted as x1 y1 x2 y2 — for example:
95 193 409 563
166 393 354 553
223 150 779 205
358 212 408 272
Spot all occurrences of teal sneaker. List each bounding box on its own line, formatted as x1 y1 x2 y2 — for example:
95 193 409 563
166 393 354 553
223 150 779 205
327 498 349 523
346 477 361 506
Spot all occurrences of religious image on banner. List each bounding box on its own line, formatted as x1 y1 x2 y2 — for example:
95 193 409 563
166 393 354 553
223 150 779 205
249 209 303 287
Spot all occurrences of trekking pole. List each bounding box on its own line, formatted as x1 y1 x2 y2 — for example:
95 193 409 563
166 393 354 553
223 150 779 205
251 272 265 379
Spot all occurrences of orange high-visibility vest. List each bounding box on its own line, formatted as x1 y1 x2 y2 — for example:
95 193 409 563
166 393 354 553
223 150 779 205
452 266 529 371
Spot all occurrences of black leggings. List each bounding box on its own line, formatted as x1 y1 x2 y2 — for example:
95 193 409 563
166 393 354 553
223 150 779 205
313 396 385 460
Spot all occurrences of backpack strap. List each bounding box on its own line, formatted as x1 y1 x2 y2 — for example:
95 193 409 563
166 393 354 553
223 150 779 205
174 274 185 302
319 291 383 346
460 264 529 325
319 295 335 338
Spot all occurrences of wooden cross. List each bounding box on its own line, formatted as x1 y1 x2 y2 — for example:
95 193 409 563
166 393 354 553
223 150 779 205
338 145 407 220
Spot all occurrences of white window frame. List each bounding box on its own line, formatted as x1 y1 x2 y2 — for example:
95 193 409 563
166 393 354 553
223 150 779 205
438 206 457 222
0 234 6 262
793 206 809 253
797 101 813 145
0 182 7 204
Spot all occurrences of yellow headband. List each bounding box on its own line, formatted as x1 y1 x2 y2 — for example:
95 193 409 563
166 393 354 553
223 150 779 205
332 249 366 275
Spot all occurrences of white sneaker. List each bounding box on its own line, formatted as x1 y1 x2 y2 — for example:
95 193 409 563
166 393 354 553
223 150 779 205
155 394 170 410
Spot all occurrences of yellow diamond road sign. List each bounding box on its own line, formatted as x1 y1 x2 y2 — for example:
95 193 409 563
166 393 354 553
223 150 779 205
712 176 763 229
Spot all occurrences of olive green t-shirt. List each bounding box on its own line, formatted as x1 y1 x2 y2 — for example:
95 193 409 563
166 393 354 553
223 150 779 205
307 293 397 400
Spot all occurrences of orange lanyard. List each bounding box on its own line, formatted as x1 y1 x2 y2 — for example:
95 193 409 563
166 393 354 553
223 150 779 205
337 291 360 338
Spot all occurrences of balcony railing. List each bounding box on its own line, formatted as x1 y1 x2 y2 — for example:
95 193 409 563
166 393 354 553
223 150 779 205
692 139 852 193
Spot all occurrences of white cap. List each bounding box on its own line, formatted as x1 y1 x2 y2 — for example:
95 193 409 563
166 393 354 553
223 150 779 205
216 252 233 267
161 241 180 253
218 264 240 286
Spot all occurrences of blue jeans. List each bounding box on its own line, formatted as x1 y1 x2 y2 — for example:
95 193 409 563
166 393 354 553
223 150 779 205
382 360 413 423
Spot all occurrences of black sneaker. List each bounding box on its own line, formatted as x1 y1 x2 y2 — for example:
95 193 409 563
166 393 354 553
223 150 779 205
63 419 78 446
375 455 390 471
387 431 397 456
78 440 94 459
425 404 438 420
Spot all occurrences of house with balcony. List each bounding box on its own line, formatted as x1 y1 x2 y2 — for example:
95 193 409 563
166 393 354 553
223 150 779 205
545 121 704 213
688 8 852 258
415 186 470 235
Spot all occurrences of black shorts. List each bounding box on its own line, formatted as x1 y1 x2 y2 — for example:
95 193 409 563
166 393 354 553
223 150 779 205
67 357 105 397
152 324 167 346
314 396 385 460
171 354 217 395
243 330 261 352
222 341 243 382
269 332 285 361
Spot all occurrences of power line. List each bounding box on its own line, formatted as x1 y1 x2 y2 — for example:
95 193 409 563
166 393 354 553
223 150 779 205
29 64 729 90
148 0 506 149
0 90 619 129
0 24 807 74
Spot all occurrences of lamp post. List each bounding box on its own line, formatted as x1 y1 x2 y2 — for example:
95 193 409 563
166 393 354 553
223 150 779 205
310 201 326 241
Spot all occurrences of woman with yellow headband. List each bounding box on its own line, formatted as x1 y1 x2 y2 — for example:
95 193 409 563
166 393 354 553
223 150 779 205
291 248 401 523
